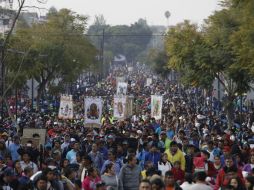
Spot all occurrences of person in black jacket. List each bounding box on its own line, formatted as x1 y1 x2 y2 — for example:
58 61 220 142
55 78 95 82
0 167 20 190
185 144 195 174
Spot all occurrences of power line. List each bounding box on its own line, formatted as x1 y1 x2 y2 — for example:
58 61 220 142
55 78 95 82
21 32 167 37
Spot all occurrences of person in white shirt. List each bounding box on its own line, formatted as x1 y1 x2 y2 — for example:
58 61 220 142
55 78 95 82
158 153 172 176
190 171 212 190
20 151 38 174
180 173 194 190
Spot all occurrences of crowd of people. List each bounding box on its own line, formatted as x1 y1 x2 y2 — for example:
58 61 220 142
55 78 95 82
0 64 254 190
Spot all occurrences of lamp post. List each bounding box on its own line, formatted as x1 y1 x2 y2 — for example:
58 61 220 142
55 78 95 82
0 41 4 122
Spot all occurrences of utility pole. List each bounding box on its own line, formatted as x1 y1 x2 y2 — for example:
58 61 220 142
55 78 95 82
31 78 34 111
101 29 105 78
0 42 4 122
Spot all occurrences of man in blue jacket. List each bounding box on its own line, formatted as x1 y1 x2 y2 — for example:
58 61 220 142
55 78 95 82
145 144 161 169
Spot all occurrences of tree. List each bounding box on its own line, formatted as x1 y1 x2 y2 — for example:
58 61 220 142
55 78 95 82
87 17 152 63
0 0 47 120
165 10 254 127
8 8 97 108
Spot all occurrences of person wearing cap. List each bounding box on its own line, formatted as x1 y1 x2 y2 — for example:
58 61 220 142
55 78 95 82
0 167 19 189
66 141 80 164
165 141 186 171
106 135 117 150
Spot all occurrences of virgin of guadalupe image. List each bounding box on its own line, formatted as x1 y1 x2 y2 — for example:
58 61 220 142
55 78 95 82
153 100 160 116
87 103 99 119
64 104 69 116
117 102 123 116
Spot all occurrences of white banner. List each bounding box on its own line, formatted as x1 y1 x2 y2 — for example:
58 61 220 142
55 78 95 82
58 95 73 120
114 96 127 119
151 95 163 120
84 97 103 125
117 82 128 95
146 78 152 86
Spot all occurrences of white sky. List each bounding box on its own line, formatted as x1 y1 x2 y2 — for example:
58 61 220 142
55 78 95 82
23 0 221 26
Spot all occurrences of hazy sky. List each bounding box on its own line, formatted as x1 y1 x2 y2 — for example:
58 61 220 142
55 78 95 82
25 0 222 26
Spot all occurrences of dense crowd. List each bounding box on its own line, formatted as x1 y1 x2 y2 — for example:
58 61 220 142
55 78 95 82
0 64 254 190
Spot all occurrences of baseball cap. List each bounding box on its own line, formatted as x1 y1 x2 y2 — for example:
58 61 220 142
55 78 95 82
107 135 114 139
4 167 14 176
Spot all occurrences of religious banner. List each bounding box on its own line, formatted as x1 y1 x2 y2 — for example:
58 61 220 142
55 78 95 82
117 82 128 95
151 95 163 120
146 78 152 86
58 95 73 120
126 96 134 117
114 96 127 119
84 97 103 125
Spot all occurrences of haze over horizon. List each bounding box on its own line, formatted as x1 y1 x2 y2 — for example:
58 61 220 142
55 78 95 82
21 0 222 26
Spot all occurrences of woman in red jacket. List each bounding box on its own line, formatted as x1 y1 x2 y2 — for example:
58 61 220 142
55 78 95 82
82 167 102 190
214 155 244 190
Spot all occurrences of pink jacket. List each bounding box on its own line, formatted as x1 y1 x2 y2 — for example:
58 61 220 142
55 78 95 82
82 176 101 190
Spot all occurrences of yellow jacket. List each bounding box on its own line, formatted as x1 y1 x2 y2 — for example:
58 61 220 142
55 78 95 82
165 149 186 171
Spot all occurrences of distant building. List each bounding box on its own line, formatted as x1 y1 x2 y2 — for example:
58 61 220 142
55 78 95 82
20 12 39 26
0 7 15 36
0 0 13 9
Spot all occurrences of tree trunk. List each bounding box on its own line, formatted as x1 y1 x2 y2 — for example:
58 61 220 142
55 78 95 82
36 80 47 111
224 94 235 129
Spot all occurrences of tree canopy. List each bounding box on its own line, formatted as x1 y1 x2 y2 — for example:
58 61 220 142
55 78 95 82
164 0 254 127
6 8 97 105
87 17 153 63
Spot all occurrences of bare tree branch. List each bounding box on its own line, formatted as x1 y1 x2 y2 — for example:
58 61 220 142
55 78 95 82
22 5 48 11
3 47 31 97
36 0 48 4
2 0 26 49
17 0 21 7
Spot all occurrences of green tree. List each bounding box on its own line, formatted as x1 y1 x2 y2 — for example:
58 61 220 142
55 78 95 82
7 9 97 108
87 17 152 63
165 12 253 127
